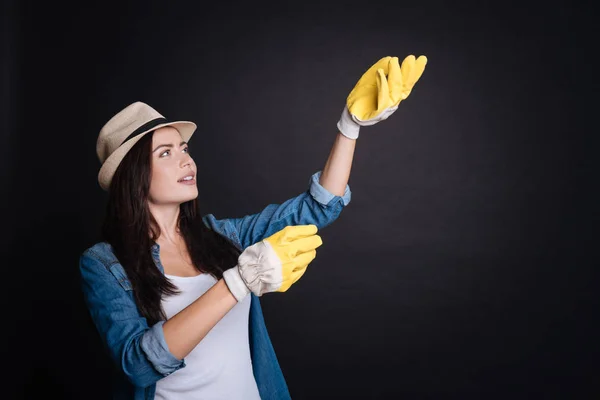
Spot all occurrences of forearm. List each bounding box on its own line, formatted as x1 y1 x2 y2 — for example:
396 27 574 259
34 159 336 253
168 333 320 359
319 132 356 196
162 278 237 360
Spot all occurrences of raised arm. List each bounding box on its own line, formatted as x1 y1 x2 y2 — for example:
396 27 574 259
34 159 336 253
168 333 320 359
319 132 356 197
203 170 351 250
203 55 427 251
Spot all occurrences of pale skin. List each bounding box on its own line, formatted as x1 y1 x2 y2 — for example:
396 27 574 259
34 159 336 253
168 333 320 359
150 127 355 360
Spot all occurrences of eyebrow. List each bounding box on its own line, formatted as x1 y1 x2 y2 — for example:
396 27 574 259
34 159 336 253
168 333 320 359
153 141 188 153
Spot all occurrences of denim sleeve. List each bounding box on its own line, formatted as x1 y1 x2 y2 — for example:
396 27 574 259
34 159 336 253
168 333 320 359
79 251 185 388
228 170 351 249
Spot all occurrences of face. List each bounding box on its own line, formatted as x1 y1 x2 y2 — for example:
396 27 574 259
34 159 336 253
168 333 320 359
148 126 198 206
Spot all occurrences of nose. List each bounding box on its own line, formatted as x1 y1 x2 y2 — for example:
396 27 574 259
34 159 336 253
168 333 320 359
180 152 193 168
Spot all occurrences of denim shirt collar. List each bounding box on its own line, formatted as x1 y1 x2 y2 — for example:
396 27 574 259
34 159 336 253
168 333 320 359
150 243 164 273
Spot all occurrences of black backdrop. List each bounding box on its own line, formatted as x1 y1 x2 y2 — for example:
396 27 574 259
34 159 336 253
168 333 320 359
2 0 597 399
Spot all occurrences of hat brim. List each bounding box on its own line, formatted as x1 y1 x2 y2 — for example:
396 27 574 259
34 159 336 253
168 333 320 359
98 121 197 191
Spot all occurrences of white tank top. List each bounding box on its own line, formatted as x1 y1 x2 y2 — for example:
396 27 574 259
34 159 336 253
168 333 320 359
154 273 261 400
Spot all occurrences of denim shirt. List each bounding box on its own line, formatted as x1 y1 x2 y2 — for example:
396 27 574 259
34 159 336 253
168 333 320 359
79 170 351 400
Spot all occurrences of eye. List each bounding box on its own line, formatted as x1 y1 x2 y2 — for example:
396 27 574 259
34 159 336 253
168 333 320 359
160 149 170 157
183 146 190 154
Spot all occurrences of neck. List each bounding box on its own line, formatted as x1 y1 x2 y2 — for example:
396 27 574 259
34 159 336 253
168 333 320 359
149 202 182 246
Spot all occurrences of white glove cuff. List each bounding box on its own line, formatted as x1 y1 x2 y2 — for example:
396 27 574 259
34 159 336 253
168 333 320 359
337 105 360 140
222 267 250 302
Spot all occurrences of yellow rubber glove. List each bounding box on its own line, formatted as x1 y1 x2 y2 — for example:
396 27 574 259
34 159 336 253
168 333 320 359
222 225 322 301
337 55 427 139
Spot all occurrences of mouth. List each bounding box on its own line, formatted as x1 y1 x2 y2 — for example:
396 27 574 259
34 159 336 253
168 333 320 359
178 174 195 184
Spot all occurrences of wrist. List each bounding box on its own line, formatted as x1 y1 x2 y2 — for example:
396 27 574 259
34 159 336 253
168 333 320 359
222 266 250 302
337 105 360 140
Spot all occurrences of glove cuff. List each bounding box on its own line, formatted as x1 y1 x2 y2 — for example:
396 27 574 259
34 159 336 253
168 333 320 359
222 266 250 302
337 105 360 140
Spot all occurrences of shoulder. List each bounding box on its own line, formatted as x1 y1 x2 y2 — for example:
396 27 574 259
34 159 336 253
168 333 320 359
80 241 119 270
79 241 133 291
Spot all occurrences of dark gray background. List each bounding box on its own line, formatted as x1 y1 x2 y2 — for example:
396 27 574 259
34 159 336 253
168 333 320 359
2 0 597 398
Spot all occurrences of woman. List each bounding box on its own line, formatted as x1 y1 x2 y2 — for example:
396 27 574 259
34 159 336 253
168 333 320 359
79 55 427 400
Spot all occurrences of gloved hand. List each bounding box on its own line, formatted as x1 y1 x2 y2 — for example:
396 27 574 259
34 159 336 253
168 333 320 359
223 224 322 302
337 55 428 140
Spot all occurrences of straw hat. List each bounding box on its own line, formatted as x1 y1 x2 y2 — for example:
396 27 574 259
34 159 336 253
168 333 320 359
96 101 197 191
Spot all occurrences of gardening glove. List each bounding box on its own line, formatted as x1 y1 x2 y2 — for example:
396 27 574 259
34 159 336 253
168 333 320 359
337 55 428 140
223 224 322 302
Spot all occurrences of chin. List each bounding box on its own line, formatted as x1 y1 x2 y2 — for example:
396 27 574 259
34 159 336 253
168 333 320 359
163 185 196 204
180 189 198 203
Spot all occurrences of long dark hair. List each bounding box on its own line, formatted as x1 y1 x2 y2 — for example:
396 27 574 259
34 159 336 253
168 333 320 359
101 130 242 325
